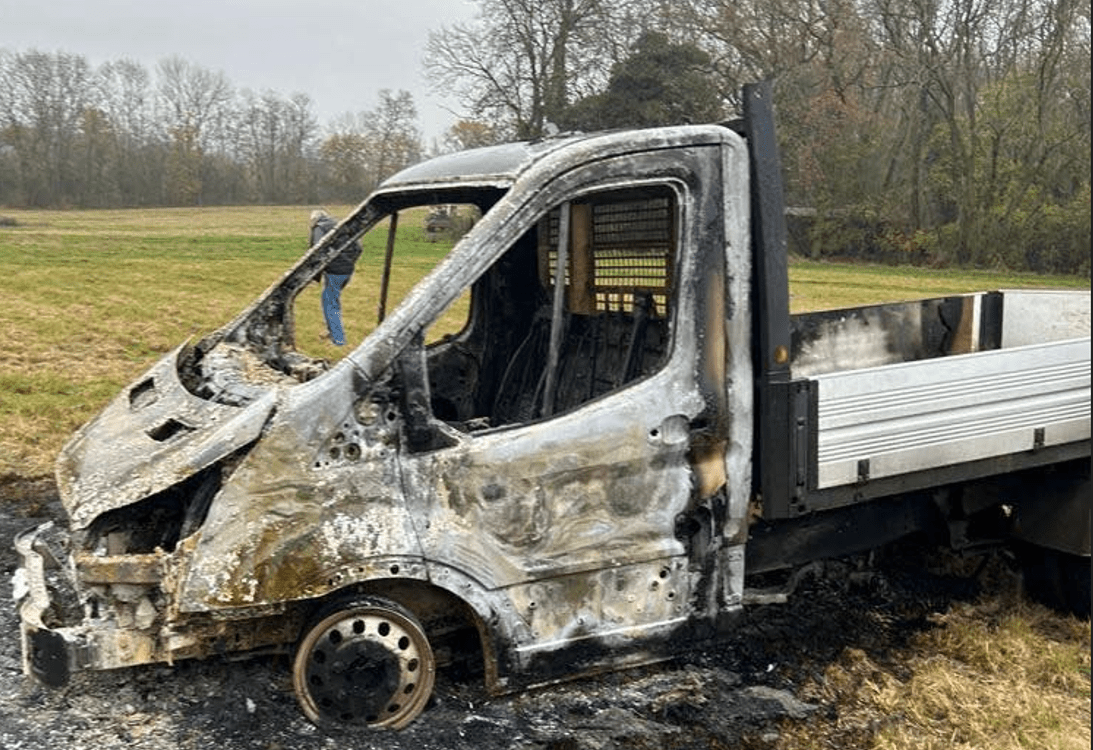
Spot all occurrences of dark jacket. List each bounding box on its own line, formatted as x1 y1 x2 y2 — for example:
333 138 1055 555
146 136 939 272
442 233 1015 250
312 217 362 276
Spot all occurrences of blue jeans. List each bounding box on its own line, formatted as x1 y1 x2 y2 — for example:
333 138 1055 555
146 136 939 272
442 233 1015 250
321 273 351 346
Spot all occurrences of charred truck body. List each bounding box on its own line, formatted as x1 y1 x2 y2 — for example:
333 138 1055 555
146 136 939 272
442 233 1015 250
14 83 1091 729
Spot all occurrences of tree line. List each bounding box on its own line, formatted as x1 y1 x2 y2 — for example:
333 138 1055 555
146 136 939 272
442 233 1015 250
428 0 1090 274
0 52 421 208
2 0 1089 274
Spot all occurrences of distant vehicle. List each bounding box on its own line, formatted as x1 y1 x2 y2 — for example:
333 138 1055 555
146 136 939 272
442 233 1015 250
424 205 454 240
15 82 1089 731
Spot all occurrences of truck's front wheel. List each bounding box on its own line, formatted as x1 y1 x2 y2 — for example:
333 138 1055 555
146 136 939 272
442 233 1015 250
292 595 436 729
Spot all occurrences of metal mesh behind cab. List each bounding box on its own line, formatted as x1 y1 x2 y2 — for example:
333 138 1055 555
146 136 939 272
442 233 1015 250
545 196 675 316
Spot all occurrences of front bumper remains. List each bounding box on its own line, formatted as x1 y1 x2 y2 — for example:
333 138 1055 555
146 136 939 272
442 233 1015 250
14 522 80 685
13 522 161 686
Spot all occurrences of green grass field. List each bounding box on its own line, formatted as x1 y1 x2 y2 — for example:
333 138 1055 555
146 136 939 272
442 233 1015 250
0 205 1089 748
1 204 1087 479
0 205 463 477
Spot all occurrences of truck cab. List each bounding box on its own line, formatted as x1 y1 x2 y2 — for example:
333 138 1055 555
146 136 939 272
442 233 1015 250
17 122 756 729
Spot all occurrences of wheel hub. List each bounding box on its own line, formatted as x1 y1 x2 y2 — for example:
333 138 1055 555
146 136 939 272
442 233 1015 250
308 637 402 719
293 600 436 728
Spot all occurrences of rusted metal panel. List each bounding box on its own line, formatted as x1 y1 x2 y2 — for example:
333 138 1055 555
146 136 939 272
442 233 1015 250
56 346 277 531
74 552 164 585
176 365 421 611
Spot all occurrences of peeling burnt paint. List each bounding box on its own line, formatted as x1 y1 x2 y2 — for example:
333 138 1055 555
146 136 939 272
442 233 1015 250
17 125 753 708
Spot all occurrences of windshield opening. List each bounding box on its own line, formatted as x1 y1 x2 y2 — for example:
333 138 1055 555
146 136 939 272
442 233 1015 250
177 189 500 406
290 202 482 364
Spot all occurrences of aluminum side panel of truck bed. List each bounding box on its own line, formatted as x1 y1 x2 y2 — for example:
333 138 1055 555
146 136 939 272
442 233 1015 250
998 289 1092 347
812 336 1091 489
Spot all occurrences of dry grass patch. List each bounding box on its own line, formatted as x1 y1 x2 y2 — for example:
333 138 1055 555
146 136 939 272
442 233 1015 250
781 589 1091 750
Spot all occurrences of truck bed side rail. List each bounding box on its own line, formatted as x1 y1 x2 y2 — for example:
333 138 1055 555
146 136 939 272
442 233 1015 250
812 336 1090 490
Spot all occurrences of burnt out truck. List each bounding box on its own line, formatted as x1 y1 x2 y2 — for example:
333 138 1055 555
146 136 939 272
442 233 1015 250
14 82 1091 730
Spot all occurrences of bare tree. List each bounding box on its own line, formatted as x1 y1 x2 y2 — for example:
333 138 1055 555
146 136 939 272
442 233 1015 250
320 112 372 201
664 0 1089 272
425 0 657 138
868 0 1090 264
0 50 96 206
318 90 422 200
156 56 233 204
282 93 319 203
443 120 505 152
362 89 422 188
96 59 160 205
156 57 233 150
663 0 889 206
237 90 318 203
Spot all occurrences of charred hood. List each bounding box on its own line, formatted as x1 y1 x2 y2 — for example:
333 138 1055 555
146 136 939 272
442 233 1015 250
56 345 278 530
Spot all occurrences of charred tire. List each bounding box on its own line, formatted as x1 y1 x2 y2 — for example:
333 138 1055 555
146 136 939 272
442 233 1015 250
1017 543 1091 619
292 595 436 729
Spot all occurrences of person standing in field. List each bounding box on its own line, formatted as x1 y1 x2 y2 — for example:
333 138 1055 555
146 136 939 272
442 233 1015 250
309 209 362 347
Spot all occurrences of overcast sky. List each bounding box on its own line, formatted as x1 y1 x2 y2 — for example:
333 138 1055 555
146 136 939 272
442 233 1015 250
0 0 480 142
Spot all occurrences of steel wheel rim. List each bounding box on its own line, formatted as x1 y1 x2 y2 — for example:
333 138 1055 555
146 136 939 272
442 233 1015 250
293 602 435 729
